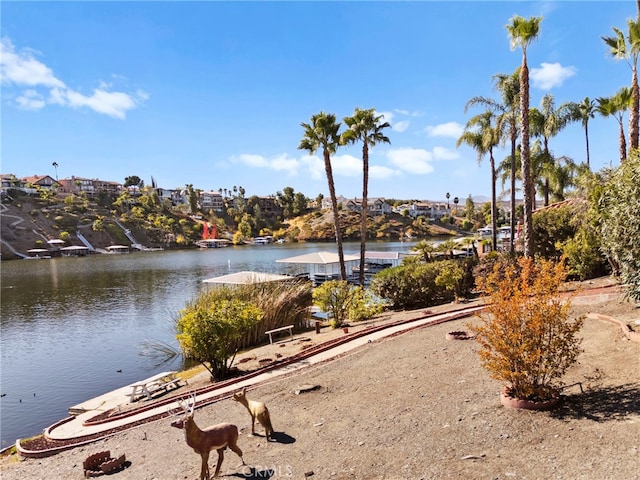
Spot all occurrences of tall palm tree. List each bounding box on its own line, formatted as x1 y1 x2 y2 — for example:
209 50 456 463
602 19 640 151
446 192 450 210
457 110 501 251
341 108 391 287
507 14 542 258
466 68 521 252
560 97 596 167
52 162 59 181
596 87 632 163
529 94 573 206
298 112 347 280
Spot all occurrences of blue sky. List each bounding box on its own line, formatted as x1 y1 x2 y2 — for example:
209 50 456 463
0 1 635 203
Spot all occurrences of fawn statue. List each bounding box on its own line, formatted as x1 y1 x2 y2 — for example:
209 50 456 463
232 387 274 440
170 395 244 479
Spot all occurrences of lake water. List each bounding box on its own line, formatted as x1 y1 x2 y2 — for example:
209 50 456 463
0 240 415 448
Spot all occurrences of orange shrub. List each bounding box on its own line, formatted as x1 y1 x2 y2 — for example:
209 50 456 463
470 257 584 401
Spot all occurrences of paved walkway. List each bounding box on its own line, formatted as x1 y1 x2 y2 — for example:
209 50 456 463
46 304 485 441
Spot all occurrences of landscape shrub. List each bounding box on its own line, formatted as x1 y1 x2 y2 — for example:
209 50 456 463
313 280 356 328
177 298 263 380
469 257 584 401
176 279 311 378
370 259 471 310
597 151 640 301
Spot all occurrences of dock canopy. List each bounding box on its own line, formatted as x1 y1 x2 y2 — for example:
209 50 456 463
202 271 295 285
276 251 360 266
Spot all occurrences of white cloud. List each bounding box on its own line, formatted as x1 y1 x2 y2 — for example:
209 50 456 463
425 122 464 139
387 148 434 174
300 155 325 180
231 153 301 175
370 165 401 179
16 89 45 110
232 154 269 168
393 120 410 133
0 38 65 88
331 154 362 177
0 36 146 119
531 62 576 90
64 88 143 120
432 146 460 161
270 154 300 173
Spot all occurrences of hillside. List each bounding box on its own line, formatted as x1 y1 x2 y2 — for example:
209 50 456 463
1 194 467 260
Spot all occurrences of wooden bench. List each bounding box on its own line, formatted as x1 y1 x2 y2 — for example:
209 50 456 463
265 324 294 344
128 371 181 403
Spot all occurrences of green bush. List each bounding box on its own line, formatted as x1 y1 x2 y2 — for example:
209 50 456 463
370 259 472 310
313 280 356 328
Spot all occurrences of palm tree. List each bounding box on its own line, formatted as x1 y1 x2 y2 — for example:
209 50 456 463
298 112 347 280
529 94 573 206
52 162 59 181
602 19 640 151
446 192 450 210
560 97 596 167
466 68 521 252
596 87 632 163
547 155 579 202
412 239 437 263
457 110 501 251
341 108 391 287
507 14 542 258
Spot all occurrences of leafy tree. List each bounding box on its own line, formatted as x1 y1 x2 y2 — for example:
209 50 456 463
176 298 263 380
465 194 476 222
597 151 640 300
507 14 542 258
299 112 347 280
470 257 584 401
293 192 308 216
124 175 144 188
276 187 296 218
342 107 391 287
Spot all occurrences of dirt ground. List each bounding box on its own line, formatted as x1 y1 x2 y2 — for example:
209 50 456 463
1 280 638 480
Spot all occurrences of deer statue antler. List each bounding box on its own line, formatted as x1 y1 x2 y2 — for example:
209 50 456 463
170 394 244 479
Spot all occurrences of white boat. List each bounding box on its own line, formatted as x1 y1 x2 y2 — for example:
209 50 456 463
105 245 130 254
196 239 230 248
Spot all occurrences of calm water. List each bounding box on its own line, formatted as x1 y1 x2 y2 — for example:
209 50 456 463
0 241 415 447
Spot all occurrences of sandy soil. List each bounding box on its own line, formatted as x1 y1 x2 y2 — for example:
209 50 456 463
1 281 638 480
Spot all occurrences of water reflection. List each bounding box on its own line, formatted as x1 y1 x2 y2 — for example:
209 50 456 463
0 241 415 447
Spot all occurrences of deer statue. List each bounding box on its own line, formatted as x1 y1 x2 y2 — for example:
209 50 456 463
232 387 274 440
170 394 244 479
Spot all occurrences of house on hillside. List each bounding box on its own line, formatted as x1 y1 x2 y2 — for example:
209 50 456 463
408 201 451 220
344 197 391 216
58 176 122 196
199 191 224 212
22 175 60 191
